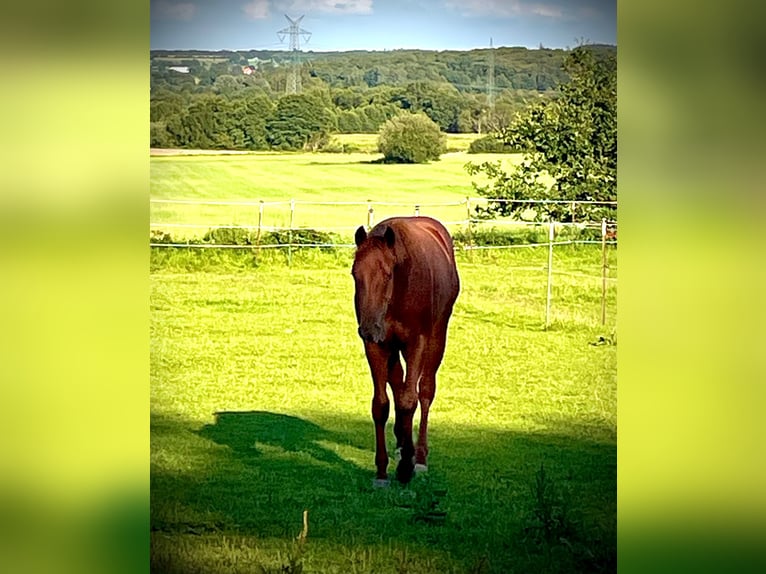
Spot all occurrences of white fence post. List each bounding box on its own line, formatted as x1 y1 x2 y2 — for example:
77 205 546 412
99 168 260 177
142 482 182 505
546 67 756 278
256 200 264 253
601 218 607 325
288 198 295 266
367 200 374 230
545 221 555 329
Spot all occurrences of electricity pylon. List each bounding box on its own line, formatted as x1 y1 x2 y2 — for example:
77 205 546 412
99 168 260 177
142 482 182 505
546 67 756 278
277 14 311 95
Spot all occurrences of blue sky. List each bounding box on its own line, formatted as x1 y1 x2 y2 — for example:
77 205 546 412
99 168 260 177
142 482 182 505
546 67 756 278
151 0 616 52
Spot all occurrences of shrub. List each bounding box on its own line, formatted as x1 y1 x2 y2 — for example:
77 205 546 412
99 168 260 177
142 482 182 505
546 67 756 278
452 226 548 248
377 112 446 164
468 135 520 154
203 226 253 245
261 228 340 249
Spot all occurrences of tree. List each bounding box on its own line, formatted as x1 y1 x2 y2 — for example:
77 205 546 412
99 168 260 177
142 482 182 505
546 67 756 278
377 112 445 164
265 93 337 151
466 46 616 222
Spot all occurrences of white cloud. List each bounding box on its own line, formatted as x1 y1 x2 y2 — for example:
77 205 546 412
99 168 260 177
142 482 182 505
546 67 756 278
243 0 271 19
529 4 563 18
279 0 373 15
446 0 565 19
154 1 197 21
241 0 372 19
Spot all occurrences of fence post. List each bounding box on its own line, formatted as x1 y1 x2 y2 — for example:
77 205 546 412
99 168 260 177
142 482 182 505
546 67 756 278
288 199 295 266
601 218 607 325
545 220 555 329
465 196 473 260
414 204 420 217
367 200 374 230
255 200 264 256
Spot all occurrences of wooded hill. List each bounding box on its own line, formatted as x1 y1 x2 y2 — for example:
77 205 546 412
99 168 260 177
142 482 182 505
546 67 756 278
150 44 616 150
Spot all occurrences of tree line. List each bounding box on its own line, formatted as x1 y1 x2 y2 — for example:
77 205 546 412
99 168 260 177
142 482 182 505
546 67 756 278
150 45 616 151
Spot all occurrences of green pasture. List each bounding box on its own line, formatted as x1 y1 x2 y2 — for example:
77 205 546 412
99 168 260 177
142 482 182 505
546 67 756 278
150 146 523 242
151 246 617 573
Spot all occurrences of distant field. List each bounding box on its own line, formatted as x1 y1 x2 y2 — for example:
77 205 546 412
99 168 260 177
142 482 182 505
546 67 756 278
150 147 523 241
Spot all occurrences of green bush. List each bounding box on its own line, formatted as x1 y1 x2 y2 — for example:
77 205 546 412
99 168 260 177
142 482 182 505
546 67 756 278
261 228 341 249
468 135 520 154
152 227 341 248
452 226 548 247
203 226 252 245
377 112 446 164
452 224 607 248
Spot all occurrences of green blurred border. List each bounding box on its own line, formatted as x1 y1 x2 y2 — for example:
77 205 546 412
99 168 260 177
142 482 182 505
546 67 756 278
0 3 149 574
619 1 766 571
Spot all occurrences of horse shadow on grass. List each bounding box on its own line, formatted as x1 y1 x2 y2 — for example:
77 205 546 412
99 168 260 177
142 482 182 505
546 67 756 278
198 410 353 468
151 409 616 572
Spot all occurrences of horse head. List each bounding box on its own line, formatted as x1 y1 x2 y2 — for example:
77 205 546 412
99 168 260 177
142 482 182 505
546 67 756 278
352 225 396 344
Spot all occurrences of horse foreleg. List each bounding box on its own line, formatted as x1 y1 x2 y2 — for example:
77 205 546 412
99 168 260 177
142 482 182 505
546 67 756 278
397 336 426 483
388 351 405 452
365 343 391 483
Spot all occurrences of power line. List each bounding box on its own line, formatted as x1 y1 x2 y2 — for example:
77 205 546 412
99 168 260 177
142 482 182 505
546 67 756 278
277 14 311 95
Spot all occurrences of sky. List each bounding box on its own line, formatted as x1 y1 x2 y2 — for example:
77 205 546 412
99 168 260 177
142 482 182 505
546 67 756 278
150 0 616 52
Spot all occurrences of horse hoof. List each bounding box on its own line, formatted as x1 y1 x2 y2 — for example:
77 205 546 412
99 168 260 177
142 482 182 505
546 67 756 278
372 478 390 489
414 463 428 474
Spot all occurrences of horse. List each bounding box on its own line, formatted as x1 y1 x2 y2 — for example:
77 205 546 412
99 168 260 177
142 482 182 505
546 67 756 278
352 216 460 485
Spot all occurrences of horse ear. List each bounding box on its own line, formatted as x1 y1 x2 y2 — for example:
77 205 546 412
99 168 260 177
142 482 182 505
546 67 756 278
355 226 367 247
384 225 395 248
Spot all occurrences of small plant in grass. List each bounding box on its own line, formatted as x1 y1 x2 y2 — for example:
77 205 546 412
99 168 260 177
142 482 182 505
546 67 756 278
257 511 307 574
524 463 577 546
589 331 617 346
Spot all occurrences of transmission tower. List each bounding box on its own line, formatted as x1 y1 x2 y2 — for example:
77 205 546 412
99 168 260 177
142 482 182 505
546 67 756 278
487 37 495 116
277 14 311 95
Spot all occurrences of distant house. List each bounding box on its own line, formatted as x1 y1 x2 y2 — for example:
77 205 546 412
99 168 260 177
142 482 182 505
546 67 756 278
242 65 256 75
168 66 190 74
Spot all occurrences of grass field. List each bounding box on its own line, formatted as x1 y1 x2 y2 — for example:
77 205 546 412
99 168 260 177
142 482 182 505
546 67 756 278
150 145 524 241
151 249 617 574
150 140 616 572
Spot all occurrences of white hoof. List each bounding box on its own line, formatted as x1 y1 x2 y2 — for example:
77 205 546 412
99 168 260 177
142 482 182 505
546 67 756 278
414 463 428 474
372 478 390 488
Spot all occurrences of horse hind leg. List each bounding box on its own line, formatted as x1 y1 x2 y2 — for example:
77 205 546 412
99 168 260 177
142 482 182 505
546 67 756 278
396 340 428 484
414 372 434 472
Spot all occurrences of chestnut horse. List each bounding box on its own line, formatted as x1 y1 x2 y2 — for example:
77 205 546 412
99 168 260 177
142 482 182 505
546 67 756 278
352 216 460 484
